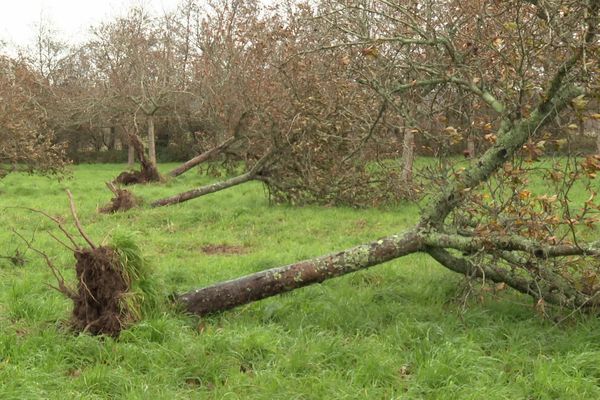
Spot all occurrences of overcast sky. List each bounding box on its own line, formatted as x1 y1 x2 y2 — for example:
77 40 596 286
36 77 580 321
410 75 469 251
0 0 180 51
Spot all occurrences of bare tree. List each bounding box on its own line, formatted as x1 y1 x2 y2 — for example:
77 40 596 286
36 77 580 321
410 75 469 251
88 6 181 166
0 55 66 178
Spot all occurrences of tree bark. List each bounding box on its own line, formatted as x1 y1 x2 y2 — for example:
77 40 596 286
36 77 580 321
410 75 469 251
173 84 585 316
174 8 598 317
127 143 135 168
179 230 423 315
168 136 236 178
178 225 600 316
151 171 256 207
147 115 156 166
467 137 475 158
401 128 415 183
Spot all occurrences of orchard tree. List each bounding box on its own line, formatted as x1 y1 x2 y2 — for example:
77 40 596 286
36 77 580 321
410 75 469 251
166 0 269 177
0 55 65 178
176 0 600 316
154 0 411 207
88 6 182 167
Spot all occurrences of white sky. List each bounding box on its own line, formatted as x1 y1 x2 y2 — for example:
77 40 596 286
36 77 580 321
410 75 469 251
0 0 180 51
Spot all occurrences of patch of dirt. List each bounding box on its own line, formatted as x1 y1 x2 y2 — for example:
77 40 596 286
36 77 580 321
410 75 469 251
100 188 139 213
71 246 131 337
201 244 248 255
354 218 368 230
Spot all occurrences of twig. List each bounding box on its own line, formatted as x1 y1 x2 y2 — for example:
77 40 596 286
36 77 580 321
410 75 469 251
47 231 77 252
105 181 119 196
12 229 76 299
66 190 96 249
4 206 80 249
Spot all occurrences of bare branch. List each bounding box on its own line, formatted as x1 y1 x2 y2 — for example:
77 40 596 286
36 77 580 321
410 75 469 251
423 232 600 259
66 190 96 249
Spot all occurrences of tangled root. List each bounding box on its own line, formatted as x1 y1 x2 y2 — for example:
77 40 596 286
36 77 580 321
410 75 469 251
71 247 131 336
100 183 139 213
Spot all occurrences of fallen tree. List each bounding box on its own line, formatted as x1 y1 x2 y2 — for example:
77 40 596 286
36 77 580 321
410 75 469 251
17 191 154 336
178 83 599 315
114 133 161 185
177 0 600 316
167 136 237 178
151 150 273 207
167 112 251 178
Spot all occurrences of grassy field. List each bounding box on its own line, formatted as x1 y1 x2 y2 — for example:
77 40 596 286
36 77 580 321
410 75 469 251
1 163 600 399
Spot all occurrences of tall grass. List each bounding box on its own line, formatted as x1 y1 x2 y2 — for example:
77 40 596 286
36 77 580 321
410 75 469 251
0 163 599 399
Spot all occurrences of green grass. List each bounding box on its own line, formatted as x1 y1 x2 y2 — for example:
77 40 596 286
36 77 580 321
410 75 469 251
1 163 600 399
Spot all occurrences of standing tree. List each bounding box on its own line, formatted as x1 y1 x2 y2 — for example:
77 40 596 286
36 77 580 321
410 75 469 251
0 55 66 178
88 5 182 170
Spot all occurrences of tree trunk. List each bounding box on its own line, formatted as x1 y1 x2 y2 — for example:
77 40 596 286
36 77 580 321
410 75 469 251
130 133 161 181
171 5 600 317
153 150 272 206
151 171 256 207
179 230 422 315
127 143 135 168
113 128 122 151
102 127 113 150
168 136 236 178
178 223 600 316
467 136 475 158
147 115 156 166
116 133 161 185
173 82 585 317
597 132 600 155
401 129 415 183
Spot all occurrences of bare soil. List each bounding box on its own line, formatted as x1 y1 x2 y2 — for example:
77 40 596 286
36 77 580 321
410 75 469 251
71 247 130 337
201 244 248 255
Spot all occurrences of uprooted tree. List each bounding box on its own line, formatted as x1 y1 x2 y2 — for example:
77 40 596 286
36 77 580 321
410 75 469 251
176 0 600 316
149 2 414 209
114 132 161 185
17 191 154 337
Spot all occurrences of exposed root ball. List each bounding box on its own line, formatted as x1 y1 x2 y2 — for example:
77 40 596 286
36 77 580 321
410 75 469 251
115 133 162 185
71 247 132 337
114 167 160 186
100 188 138 213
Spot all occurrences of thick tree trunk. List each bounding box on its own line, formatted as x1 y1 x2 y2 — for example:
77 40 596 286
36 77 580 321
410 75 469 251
173 15 597 317
173 83 584 316
168 136 236 178
151 171 256 207
127 143 135 168
597 132 600 155
401 129 415 183
147 115 156 166
179 230 422 315
178 224 600 316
